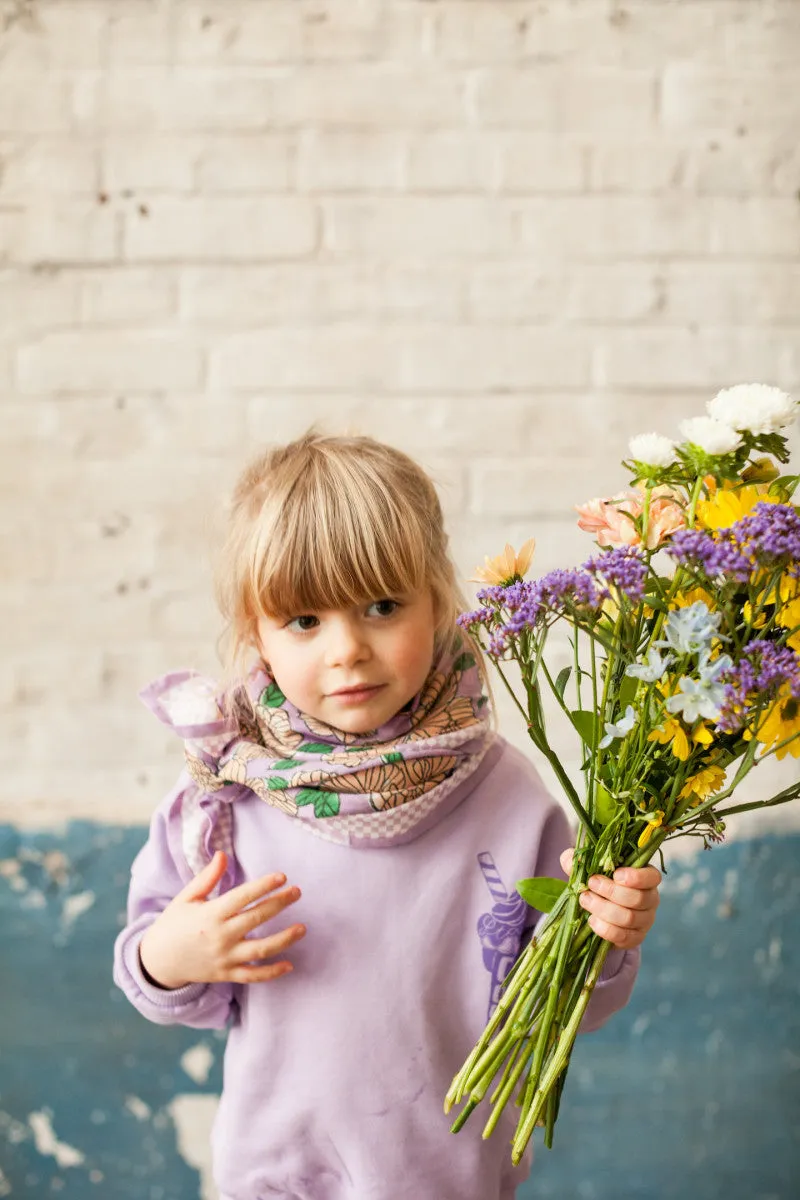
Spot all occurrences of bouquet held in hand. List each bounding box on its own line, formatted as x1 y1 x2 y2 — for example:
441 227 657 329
446 384 800 1162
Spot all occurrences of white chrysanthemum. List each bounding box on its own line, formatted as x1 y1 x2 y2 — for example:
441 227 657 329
678 416 741 456
628 432 676 467
707 383 797 433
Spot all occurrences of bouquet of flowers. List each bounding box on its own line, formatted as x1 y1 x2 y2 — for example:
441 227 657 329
445 384 800 1162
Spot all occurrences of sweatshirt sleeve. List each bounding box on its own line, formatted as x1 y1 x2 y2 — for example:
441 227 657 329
112 769 238 1030
528 801 641 1036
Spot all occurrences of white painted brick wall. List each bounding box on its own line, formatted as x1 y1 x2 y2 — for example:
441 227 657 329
1 0 799 832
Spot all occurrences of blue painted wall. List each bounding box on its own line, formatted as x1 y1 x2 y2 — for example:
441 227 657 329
1 824 798 1199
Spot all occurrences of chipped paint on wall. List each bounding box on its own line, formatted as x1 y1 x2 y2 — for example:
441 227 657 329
0 822 798 1199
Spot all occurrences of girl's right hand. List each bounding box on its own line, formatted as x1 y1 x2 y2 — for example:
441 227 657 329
138 852 306 990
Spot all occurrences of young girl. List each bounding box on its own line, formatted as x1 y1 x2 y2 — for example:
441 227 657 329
114 433 661 1200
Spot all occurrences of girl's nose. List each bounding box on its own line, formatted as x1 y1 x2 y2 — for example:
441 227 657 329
324 618 369 668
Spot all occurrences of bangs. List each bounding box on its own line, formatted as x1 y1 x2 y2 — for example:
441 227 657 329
251 451 433 619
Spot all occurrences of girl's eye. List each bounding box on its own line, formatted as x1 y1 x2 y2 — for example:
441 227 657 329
367 599 399 618
286 614 319 632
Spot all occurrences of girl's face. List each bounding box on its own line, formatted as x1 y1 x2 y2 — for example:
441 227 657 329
256 589 437 734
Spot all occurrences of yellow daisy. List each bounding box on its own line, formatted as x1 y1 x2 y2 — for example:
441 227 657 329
679 764 727 806
745 686 800 761
695 484 779 532
472 538 536 586
637 810 665 848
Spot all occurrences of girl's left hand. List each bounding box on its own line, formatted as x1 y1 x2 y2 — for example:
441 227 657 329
560 848 662 950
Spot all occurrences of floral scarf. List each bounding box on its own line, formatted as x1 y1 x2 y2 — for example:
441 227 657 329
140 641 493 864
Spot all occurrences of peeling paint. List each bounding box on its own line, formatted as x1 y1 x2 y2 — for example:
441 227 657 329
180 1043 214 1086
27 1112 85 1169
61 889 95 928
123 1097 151 1122
167 1095 218 1200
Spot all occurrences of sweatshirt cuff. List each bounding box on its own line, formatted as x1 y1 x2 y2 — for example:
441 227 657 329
123 933 209 1009
599 945 630 981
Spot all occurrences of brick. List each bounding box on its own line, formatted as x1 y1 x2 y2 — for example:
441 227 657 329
704 198 800 256
470 457 616 520
596 330 795 389
499 134 585 193
124 198 318 261
406 132 500 193
514 196 707 257
268 67 467 128
0 139 98 199
0 76 78 133
80 269 178 324
174 1 305 63
298 0 386 62
465 266 563 323
106 0 173 64
589 143 686 193
181 263 464 325
661 67 800 131
663 264 800 325
323 197 517 256
101 71 278 133
212 328 590 392
561 265 666 324
0 203 117 264
0 3 105 69
195 135 294 191
176 0 390 64
475 69 657 133
16 332 204 392
0 270 81 335
102 138 196 192
723 6 800 68
297 130 405 192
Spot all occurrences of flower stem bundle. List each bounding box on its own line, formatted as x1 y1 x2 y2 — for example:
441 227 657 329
448 385 800 1160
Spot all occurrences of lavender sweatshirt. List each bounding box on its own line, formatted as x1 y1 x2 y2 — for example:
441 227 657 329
113 735 640 1200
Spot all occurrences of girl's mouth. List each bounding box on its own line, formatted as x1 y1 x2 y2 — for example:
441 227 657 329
330 684 386 704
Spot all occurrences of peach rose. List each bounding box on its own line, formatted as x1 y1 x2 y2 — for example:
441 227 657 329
574 490 642 548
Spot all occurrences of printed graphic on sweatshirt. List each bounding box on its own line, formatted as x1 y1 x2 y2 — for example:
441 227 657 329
476 851 530 1020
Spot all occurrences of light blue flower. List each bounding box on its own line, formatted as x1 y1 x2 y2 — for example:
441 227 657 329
665 676 727 723
653 601 727 658
625 648 674 684
599 704 638 749
697 652 734 683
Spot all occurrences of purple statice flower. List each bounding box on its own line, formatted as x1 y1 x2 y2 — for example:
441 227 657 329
457 606 494 631
583 546 648 602
729 502 800 577
475 580 537 609
533 568 609 614
716 641 800 732
667 528 753 582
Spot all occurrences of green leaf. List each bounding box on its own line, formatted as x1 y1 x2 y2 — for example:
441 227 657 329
261 682 286 708
641 592 669 614
267 776 289 791
617 673 640 710
295 788 340 818
294 787 322 806
516 876 567 913
594 783 617 826
295 787 340 819
569 709 597 749
555 666 572 701
453 652 477 673
382 752 403 763
271 759 299 770
298 742 333 754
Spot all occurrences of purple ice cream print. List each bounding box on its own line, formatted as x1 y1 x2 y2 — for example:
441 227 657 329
476 851 531 1020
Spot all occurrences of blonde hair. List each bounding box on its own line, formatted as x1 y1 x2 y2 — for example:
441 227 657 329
212 431 487 716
